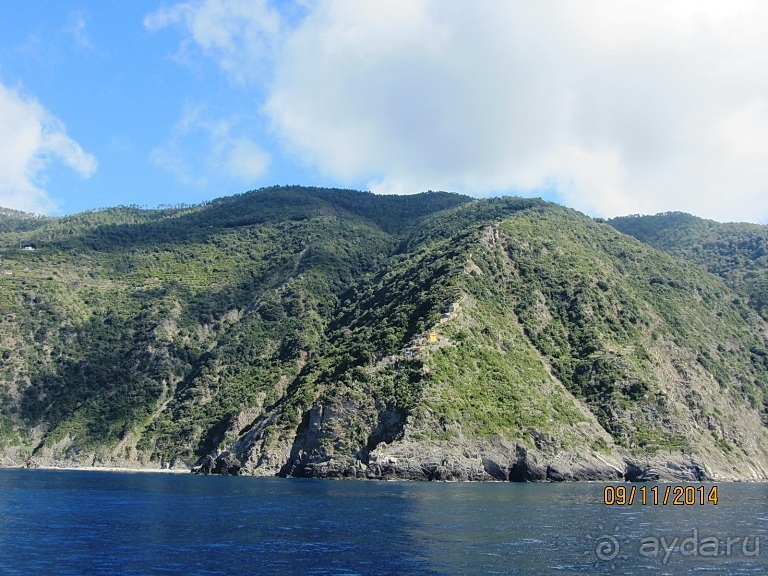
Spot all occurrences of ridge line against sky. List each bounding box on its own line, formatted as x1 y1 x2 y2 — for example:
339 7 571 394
1 1 767 223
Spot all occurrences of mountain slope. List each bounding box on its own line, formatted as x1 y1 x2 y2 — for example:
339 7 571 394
230 199 768 481
608 212 768 321
0 187 469 467
2 189 768 481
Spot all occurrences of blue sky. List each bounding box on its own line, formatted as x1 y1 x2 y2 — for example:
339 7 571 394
0 1 328 214
2 1 768 223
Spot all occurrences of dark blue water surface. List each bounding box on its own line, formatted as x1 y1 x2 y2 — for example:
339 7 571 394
0 470 767 575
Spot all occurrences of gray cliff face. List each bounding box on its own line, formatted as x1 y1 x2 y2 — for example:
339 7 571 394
219 403 717 482
231 409 718 483
213 381 735 482
223 403 724 482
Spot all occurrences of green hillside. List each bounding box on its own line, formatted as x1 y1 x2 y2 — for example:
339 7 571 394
2 188 768 481
609 212 768 320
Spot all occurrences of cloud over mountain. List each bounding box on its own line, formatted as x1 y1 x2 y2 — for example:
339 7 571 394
151 1 768 222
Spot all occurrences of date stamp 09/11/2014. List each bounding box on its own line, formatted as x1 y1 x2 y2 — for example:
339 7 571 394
603 485 719 506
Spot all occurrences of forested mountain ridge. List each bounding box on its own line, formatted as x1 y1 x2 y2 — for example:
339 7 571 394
609 212 768 321
2 187 768 481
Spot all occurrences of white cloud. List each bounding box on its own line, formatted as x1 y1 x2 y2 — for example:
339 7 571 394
0 83 96 214
150 105 270 185
224 138 270 179
65 11 94 50
145 0 281 84
151 0 768 222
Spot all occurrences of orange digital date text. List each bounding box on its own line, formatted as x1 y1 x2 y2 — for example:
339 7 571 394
603 485 718 506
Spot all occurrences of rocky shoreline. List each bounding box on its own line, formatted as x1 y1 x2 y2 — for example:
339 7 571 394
3 440 752 482
16 458 189 474
0 457 746 482
187 447 723 482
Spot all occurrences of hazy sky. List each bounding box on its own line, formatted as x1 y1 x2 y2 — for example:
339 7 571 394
1 1 767 222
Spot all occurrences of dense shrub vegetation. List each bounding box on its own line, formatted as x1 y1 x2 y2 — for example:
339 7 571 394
1 188 767 467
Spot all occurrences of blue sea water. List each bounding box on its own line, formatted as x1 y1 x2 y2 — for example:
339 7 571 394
0 470 767 575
